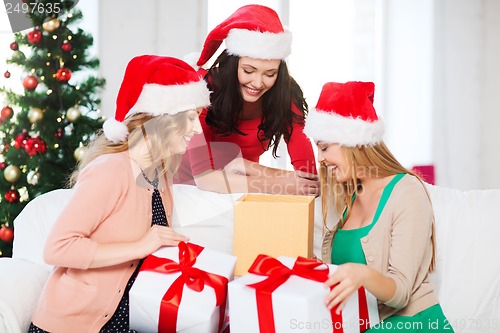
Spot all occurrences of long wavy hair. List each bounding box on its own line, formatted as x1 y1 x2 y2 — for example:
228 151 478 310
68 112 189 187
319 141 436 271
204 51 308 158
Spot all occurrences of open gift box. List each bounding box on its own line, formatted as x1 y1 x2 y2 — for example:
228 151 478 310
233 194 315 275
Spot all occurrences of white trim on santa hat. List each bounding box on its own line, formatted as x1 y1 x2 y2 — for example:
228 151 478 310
103 80 210 143
304 108 385 147
128 80 210 117
225 28 292 60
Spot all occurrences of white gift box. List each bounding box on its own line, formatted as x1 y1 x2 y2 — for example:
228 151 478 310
228 256 379 333
130 242 237 333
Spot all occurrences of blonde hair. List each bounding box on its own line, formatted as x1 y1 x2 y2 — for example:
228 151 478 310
320 141 436 271
68 112 189 187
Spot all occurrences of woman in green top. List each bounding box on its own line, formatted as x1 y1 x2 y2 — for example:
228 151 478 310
304 81 454 332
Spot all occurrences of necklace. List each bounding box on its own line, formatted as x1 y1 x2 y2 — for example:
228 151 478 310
141 168 170 222
141 169 159 189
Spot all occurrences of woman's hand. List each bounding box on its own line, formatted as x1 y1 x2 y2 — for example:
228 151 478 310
207 157 320 196
294 170 320 196
249 168 319 195
138 225 189 257
223 156 255 176
89 226 188 268
223 157 249 175
324 263 369 313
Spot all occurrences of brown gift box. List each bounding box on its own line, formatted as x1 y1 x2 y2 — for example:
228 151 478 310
233 194 315 275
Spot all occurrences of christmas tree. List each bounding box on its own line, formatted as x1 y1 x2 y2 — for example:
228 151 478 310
0 0 105 257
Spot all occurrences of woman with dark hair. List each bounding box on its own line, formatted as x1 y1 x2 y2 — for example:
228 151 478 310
177 4 319 196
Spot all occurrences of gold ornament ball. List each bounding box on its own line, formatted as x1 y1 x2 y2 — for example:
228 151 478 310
74 146 88 161
28 107 44 123
4 165 21 183
42 18 60 32
66 107 81 122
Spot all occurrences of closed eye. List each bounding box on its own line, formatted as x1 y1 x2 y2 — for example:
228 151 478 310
317 143 329 152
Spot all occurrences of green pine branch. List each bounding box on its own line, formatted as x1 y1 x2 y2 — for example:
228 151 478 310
0 0 105 257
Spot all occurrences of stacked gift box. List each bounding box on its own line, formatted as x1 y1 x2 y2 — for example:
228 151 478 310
129 242 236 332
129 194 378 332
229 255 379 333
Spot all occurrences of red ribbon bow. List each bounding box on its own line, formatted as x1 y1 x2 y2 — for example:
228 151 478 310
247 255 370 333
140 242 229 333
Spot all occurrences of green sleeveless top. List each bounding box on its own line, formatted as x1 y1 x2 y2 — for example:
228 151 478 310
331 174 405 265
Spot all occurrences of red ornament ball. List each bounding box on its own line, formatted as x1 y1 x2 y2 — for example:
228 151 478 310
61 41 72 52
4 71 10 78
55 68 72 82
13 131 29 149
27 29 42 44
23 75 39 91
1 106 13 120
24 136 47 156
0 162 5 170
0 226 14 242
9 42 18 51
4 189 20 204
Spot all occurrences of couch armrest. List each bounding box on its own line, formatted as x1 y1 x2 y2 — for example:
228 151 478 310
0 258 51 333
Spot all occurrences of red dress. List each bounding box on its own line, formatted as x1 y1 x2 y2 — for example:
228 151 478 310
175 107 317 185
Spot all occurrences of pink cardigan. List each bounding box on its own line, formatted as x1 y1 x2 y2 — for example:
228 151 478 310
32 151 171 333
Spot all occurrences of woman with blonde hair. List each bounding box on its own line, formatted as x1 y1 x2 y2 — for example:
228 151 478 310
304 81 453 332
29 55 210 333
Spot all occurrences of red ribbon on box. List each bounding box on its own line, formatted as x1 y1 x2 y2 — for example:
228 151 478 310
247 255 371 333
139 242 229 333
326 284 371 333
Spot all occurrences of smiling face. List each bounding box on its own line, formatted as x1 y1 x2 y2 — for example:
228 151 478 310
170 108 202 155
237 57 280 103
316 142 353 183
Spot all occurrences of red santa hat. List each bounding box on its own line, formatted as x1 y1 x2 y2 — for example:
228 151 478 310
196 4 292 67
304 81 384 147
103 55 211 143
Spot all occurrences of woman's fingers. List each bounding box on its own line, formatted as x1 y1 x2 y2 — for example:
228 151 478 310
296 170 319 181
324 266 362 312
325 282 357 312
299 180 320 196
151 225 189 246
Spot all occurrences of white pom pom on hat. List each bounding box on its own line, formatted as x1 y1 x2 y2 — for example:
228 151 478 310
182 52 201 70
103 55 211 143
102 118 128 143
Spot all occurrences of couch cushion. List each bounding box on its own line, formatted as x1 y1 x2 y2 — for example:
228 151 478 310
13 189 73 267
427 184 500 332
0 258 51 333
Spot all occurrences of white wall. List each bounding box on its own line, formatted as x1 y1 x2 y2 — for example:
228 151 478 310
94 1 500 190
481 0 500 188
433 0 500 189
98 0 207 120
378 0 434 169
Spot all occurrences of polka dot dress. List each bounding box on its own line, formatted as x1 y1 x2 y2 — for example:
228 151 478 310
29 171 168 333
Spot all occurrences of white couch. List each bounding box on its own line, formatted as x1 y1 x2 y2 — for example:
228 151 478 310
0 184 499 333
